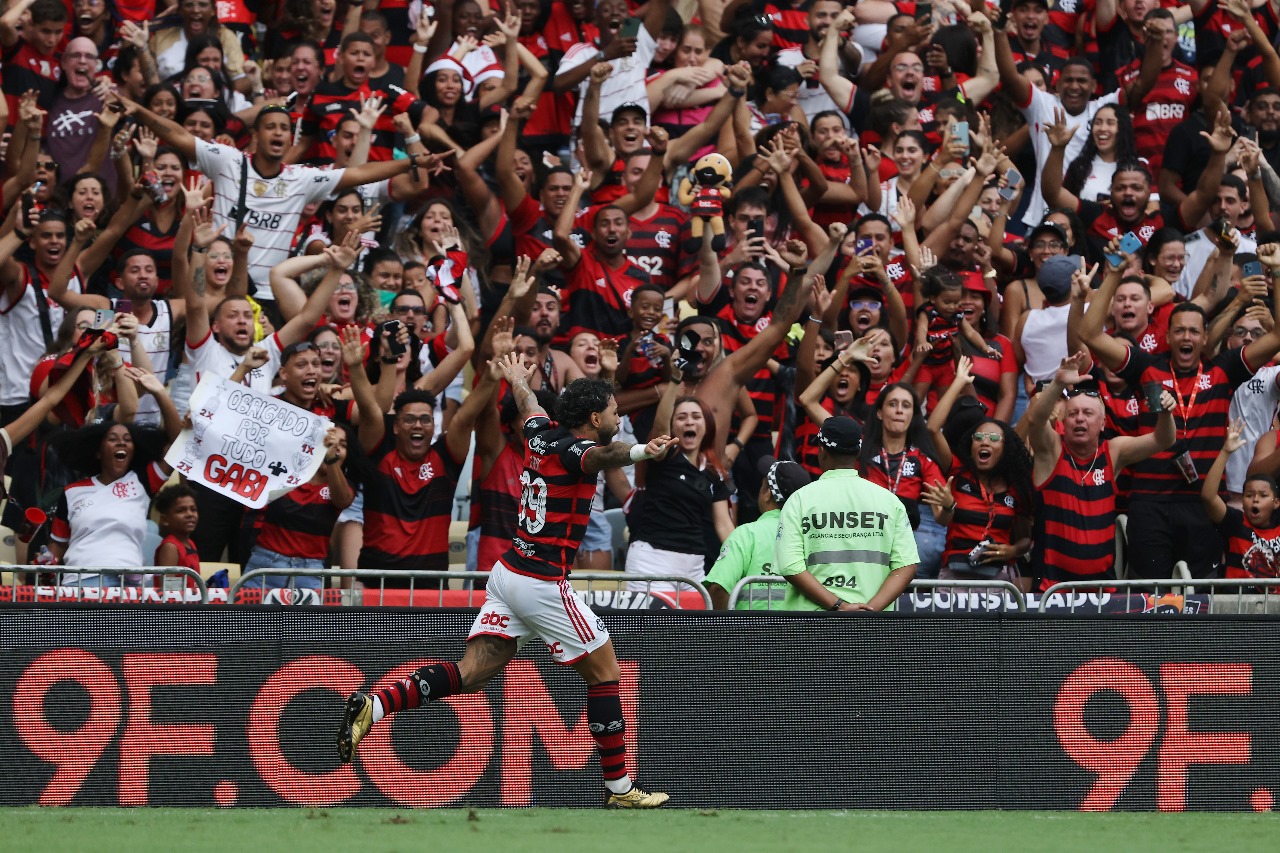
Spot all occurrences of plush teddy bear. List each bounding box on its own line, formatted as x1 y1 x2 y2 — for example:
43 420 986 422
677 152 733 252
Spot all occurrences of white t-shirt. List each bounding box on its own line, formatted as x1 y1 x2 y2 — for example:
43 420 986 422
1175 227 1259 300
116 298 176 425
52 463 167 583
1021 86 1120 228
185 329 284 400
560 28 658 125
1078 159 1117 205
0 267 82 406
193 140 345 299
1227 365 1280 493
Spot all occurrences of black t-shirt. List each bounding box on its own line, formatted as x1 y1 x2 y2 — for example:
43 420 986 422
629 452 729 557
1161 110 1248 192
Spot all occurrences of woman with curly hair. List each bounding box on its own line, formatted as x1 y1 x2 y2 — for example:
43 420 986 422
922 417 1035 588
1062 104 1138 204
47 379 182 589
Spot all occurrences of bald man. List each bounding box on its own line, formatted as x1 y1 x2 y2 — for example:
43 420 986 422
47 36 113 189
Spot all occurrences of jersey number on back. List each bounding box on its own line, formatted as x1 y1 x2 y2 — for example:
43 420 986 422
518 470 549 534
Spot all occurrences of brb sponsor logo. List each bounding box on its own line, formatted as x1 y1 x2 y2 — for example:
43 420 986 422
1054 658 1269 812
11 651 639 807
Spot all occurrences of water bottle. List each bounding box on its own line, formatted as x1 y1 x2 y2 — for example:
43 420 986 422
636 333 663 368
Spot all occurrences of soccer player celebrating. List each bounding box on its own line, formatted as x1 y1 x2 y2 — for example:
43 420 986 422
338 354 678 808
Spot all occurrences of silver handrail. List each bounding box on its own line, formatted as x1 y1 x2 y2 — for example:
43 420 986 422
230 568 713 609
725 576 1028 611
1 565 209 603
1038 578 1280 613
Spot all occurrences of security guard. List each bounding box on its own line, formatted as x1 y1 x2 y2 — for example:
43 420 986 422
775 416 919 611
705 457 811 609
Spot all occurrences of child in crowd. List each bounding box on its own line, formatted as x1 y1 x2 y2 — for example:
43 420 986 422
1202 421 1280 580
154 483 201 589
913 268 993 406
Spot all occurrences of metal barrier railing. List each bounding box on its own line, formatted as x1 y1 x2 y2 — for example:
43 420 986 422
725 576 1028 612
0 565 209 603
230 568 713 609
1037 578 1280 614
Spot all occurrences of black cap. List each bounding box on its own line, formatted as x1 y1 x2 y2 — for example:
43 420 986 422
1012 0 1049 7
756 457 811 506
817 416 862 455
611 102 648 123
1027 221 1069 248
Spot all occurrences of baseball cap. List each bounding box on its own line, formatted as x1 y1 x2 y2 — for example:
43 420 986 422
1011 0 1049 8
1037 254 1081 303
1027 221 1069 248
756 457 811 506
611 102 648 124
817 416 863 456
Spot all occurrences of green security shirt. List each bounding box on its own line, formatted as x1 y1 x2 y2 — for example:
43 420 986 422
705 509 785 610
774 468 919 611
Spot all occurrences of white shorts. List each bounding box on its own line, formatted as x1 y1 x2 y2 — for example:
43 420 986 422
468 562 610 665
623 540 706 593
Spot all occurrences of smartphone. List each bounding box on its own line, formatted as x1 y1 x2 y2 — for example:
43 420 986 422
93 308 115 329
1244 260 1265 278
916 1 932 20
1118 231 1143 256
998 169 1022 201
855 236 873 255
833 330 854 351
1208 218 1233 244
381 320 407 357
1096 192 1111 204
748 218 765 243
619 16 642 40
115 299 133 315
1244 126 1259 143
953 121 970 154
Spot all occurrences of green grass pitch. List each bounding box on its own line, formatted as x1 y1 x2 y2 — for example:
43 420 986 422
3 808 1278 852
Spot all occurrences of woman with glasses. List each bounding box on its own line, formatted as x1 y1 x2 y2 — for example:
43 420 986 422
922 414 1035 588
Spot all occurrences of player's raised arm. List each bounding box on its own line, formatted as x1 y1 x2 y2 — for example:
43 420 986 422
497 352 549 421
582 434 679 476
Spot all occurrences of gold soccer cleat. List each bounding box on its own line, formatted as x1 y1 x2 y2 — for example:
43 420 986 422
337 692 373 763
605 785 670 809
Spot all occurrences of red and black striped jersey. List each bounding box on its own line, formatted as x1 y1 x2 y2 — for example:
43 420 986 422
1116 346 1258 500
847 255 915 309
2 40 60 118
1079 199 1165 251
812 158 853 231
1010 40 1071 83
359 430 464 571
471 442 524 573
1118 59 1197 176
860 445 943 528
116 214 180 296
941 471 1023 568
499 415 599 580
1219 506 1280 580
756 0 810 50
1033 442 1118 588
508 194 585 290
918 301 961 365
967 334 1016 416
625 204 695 293
519 31 576 142
697 282 790 442
558 243 651 341
375 0 414 67
253 479 343 560
302 80 423 163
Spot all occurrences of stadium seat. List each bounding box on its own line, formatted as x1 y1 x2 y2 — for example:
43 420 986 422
604 507 628 570
201 561 241 587
1114 514 1129 580
452 433 476 520
142 520 162 567
448 519 469 566
0 523 16 566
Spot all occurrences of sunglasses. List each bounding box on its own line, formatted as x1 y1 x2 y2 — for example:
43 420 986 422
1065 388 1102 399
282 342 314 359
393 305 427 315
972 432 1003 443
850 299 882 311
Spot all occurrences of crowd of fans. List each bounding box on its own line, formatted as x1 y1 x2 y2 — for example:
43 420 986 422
3 0 1280 606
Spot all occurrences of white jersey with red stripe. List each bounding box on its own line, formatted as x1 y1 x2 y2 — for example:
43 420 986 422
193 139 345 299
468 561 610 665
